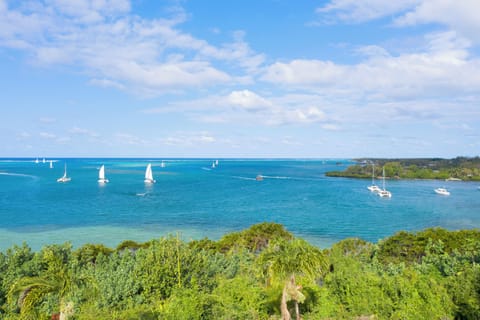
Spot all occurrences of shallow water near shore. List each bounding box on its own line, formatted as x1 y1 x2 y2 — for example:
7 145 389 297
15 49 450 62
1 158 479 251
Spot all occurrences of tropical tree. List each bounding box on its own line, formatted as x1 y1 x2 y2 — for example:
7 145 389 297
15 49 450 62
258 238 328 320
8 245 77 319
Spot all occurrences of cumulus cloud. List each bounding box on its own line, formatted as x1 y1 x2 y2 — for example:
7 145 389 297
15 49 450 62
227 90 272 111
261 31 480 100
0 0 262 96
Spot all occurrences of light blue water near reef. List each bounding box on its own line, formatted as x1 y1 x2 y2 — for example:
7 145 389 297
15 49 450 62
1 158 479 251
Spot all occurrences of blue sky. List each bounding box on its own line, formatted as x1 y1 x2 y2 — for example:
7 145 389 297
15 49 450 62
1 0 479 158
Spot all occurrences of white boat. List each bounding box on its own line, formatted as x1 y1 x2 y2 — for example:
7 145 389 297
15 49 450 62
215 160 219 166
57 164 71 183
144 163 156 184
98 165 109 184
160 161 166 168
367 163 381 193
212 161 216 169
434 187 450 196
49 160 53 169
42 158 45 164
35 158 39 164
378 167 392 198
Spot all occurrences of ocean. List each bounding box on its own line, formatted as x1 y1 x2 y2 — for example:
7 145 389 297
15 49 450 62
1 158 479 251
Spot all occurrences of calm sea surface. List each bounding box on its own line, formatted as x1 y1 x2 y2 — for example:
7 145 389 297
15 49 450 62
1 158 479 251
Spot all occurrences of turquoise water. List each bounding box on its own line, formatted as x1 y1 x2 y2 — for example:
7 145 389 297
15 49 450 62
1 158 479 251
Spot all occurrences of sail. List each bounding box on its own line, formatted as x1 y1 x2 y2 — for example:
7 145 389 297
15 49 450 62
144 163 155 183
99 165 105 179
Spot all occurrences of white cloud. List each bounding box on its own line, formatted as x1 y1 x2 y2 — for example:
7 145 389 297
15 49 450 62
394 0 480 41
0 1 262 96
227 90 272 111
69 126 99 137
115 133 146 145
39 131 56 139
316 0 420 23
261 31 480 100
160 131 216 146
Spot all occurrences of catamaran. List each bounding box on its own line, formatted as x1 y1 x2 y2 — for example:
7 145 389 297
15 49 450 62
367 163 381 193
98 165 109 184
144 163 156 184
57 164 71 183
377 167 392 198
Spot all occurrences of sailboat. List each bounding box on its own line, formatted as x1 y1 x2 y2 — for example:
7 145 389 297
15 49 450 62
160 161 166 168
98 165 109 184
212 161 216 169
367 163 381 193
377 167 391 198
49 160 53 169
57 164 71 183
144 163 156 184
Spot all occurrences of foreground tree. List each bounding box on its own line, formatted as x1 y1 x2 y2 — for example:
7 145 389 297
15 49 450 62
8 246 76 319
258 238 327 320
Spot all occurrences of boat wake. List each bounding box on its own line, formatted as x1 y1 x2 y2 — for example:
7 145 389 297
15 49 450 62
0 172 37 179
232 176 257 181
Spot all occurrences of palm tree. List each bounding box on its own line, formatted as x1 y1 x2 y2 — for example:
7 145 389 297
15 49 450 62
258 238 328 320
8 247 76 319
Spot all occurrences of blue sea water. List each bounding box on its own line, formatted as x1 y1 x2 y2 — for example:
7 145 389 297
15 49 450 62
1 158 479 251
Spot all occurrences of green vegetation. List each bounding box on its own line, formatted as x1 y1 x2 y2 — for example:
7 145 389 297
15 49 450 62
326 157 480 181
1 223 480 319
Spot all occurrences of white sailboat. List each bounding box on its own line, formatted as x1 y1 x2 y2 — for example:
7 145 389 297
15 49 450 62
378 167 391 198
367 163 381 193
144 163 156 184
212 161 216 169
215 159 219 166
98 165 109 184
57 164 71 183
49 160 53 169
160 161 166 168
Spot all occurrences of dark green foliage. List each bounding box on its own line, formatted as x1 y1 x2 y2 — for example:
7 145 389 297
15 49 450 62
74 243 113 267
326 157 480 180
376 228 480 265
217 222 293 252
2 224 480 319
116 240 150 252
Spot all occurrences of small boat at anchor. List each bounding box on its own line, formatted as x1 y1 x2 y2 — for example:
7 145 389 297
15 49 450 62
367 163 381 193
434 187 450 196
57 164 71 183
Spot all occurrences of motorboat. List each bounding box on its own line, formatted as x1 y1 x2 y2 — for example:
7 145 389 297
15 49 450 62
434 187 450 196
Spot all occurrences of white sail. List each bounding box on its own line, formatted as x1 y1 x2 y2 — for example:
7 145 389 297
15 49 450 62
49 160 53 169
98 165 109 183
144 163 155 183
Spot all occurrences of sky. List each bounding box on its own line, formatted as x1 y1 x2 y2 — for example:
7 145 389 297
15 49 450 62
0 0 479 158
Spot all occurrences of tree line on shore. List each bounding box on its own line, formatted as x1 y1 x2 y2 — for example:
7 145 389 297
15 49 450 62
326 157 480 181
1 222 480 319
